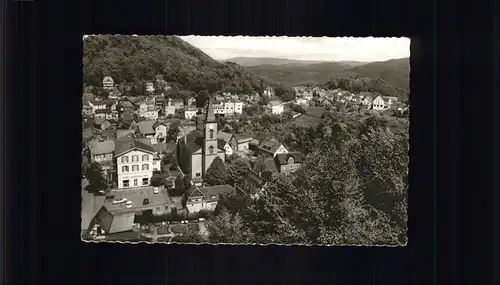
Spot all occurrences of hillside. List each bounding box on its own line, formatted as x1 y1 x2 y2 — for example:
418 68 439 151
247 57 410 91
83 35 277 95
225 57 326 67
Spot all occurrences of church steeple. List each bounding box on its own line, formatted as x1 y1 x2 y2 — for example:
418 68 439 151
205 95 216 123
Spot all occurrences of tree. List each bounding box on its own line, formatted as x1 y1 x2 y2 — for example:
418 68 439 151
197 90 210 107
166 120 181 142
150 173 166 186
204 156 228 186
208 209 254 244
175 175 185 192
259 94 270 106
85 162 107 193
291 104 306 114
226 156 251 186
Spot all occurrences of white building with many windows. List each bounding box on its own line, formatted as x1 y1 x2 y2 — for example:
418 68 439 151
114 139 155 189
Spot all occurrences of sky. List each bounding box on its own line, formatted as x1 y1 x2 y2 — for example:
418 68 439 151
179 36 410 62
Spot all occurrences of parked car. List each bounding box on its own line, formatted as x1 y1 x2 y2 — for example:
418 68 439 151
198 218 206 222
153 187 160 194
112 198 128 204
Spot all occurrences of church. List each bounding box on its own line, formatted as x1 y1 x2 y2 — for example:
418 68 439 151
177 96 226 185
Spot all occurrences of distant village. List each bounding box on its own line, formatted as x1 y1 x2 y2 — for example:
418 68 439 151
81 75 410 242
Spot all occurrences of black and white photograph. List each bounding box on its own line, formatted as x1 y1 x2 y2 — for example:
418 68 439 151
81 35 410 245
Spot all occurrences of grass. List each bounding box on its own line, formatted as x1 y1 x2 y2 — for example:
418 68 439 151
170 224 187 234
157 225 170 234
187 223 200 233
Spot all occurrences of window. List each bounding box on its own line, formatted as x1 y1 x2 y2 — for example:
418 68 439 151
196 173 201 177
142 178 149 185
123 180 130 187
134 179 138 186
209 146 214 154
142 154 149 161
122 166 129 172
121 156 129 163
132 155 139 162
209 129 214 139
132 165 139 171
142 164 149 171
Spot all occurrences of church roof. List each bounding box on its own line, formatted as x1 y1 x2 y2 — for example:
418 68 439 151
205 96 216 123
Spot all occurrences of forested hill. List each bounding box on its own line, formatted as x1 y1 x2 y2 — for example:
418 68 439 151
83 35 276 94
246 57 410 96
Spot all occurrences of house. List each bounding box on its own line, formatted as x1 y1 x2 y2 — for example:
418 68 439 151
136 120 156 138
229 133 253 152
155 97 166 109
88 140 115 174
93 117 112 130
187 97 196 107
184 107 197 120
295 98 309 106
264 86 275 97
153 121 169 143
102 76 114 91
108 88 121 100
146 82 155 93
217 131 234 156
114 139 156 189
257 139 288 158
88 100 108 114
95 186 179 234
236 169 268 199
184 185 235 214
94 205 136 235
359 93 374 108
274 152 302 174
234 100 243 114
269 101 284 115
144 108 159 121
382 96 399 110
177 97 226 183
82 103 93 116
302 91 313 101
372 96 386 111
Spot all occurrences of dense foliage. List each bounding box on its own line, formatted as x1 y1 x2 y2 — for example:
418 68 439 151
175 112 409 245
247 58 409 98
85 162 107 193
84 35 280 95
204 156 228 186
324 76 409 100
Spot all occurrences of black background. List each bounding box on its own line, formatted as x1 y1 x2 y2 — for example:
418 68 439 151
3 0 498 284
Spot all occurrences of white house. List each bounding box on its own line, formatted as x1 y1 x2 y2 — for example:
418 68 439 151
372 96 386 111
184 108 197 120
269 101 284 115
185 185 235 214
153 122 169 142
146 82 155 93
114 139 155 189
144 108 159 120
234 100 243 114
102 76 114 91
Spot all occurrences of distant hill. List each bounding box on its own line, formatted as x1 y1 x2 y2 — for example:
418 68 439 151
224 57 328 67
83 35 278 95
247 57 410 90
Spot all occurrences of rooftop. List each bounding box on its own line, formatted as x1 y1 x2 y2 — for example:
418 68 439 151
105 186 175 214
89 140 115 155
217 131 233 143
114 139 155 156
137 120 155 135
275 152 303 165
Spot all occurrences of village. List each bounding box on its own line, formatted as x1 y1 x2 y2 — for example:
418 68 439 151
81 74 410 243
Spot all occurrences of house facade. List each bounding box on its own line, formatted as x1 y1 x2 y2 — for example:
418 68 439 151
274 152 302 174
230 134 253 152
372 96 386 111
114 140 155 189
102 76 114 91
258 139 289 158
146 82 155 93
184 108 197 120
185 185 235 214
269 101 284 115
